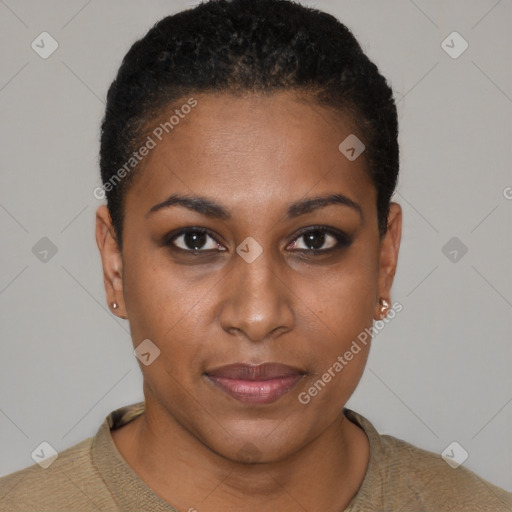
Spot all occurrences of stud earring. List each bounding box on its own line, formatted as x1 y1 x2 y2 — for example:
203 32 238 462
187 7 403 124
111 302 119 309
379 298 390 319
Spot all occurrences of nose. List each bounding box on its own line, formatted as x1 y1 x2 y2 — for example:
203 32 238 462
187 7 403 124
219 250 295 342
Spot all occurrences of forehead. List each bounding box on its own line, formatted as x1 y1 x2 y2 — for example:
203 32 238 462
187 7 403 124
125 91 375 218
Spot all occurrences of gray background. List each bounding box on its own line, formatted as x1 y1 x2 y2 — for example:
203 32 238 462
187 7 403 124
1 0 511 493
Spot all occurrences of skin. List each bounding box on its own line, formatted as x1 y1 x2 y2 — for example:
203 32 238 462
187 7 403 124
96 91 402 512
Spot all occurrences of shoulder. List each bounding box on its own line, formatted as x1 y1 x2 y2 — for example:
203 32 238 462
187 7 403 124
379 433 512 511
344 409 512 512
0 435 116 512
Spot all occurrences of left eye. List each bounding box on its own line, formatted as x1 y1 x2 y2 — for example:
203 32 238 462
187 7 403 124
289 228 343 251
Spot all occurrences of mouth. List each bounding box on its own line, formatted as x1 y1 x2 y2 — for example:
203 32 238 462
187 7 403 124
204 362 306 405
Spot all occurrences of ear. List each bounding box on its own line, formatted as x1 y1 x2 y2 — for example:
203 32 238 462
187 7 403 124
95 205 128 319
373 202 402 320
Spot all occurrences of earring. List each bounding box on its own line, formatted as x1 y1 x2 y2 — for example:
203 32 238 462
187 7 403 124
111 302 119 309
379 298 390 319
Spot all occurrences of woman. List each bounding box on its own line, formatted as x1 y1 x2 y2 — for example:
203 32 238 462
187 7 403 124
1 0 510 510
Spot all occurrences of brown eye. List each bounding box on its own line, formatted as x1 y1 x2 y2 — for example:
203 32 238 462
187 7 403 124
167 228 226 252
289 227 352 252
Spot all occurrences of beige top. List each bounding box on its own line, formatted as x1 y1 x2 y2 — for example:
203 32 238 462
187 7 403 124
1 402 510 511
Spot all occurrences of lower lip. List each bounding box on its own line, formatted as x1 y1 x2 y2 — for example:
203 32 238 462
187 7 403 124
206 374 304 405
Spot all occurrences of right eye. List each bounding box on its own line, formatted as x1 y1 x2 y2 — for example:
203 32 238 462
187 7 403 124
166 228 227 252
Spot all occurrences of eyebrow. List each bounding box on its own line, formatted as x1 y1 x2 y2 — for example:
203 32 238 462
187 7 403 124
146 192 363 221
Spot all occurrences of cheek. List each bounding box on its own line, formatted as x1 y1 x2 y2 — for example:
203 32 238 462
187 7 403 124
121 248 187 342
298 251 378 334
292 254 377 386
295 270 375 411
122 247 219 371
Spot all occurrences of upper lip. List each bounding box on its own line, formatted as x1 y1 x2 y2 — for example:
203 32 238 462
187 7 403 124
205 362 306 381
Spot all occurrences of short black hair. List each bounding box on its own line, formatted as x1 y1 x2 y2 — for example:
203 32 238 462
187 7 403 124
100 0 399 250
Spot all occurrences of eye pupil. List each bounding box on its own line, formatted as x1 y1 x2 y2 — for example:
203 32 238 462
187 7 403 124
304 230 325 250
185 231 207 250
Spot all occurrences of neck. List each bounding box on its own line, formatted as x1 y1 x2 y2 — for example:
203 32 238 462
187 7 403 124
112 400 369 512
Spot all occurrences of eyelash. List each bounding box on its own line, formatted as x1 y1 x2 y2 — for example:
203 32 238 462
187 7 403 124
164 226 352 255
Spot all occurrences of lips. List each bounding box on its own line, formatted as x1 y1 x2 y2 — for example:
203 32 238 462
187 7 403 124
206 362 305 380
205 362 306 405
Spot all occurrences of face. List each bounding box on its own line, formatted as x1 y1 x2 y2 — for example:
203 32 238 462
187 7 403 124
96 91 401 463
